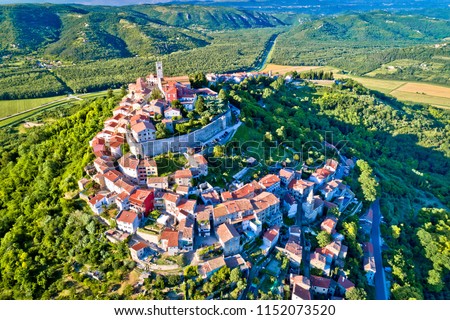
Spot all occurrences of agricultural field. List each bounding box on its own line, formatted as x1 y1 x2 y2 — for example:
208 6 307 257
262 64 450 108
333 68 450 108
0 89 119 128
0 95 67 118
0 99 78 128
364 59 446 77
261 64 321 75
337 75 450 108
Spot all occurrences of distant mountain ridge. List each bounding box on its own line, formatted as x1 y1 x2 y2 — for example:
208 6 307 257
1 0 449 13
0 3 285 60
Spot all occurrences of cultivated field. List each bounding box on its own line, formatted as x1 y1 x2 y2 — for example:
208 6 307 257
261 64 321 75
0 95 67 118
298 65 450 109
392 82 450 99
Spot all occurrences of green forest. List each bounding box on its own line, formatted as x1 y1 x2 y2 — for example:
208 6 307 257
270 11 450 84
219 75 449 298
0 25 281 98
1 5 449 100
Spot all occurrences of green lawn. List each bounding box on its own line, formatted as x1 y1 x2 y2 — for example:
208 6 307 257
0 99 77 128
0 89 122 128
0 95 67 118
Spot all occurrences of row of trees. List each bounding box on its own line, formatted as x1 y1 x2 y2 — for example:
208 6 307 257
0 70 67 100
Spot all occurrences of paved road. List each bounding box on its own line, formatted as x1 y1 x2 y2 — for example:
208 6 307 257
295 198 311 277
371 199 388 300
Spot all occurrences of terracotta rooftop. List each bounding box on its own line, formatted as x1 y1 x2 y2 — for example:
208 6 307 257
196 205 213 222
129 189 153 206
252 192 280 213
147 176 168 185
131 241 148 252
117 191 130 202
291 275 310 289
231 181 262 199
103 170 122 183
279 168 295 180
285 240 302 256
131 121 155 133
176 185 190 194
161 228 179 248
312 168 333 180
221 191 233 201
89 193 105 206
117 210 138 224
162 192 180 203
201 256 226 275
290 179 315 191
193 154 208 165
325 159 339 171
337 276 355 290
118 154 140 170
214 199 253 218
139 158 157 168
177 198 196 212
263 226 280 242
178 216 194 239
259 174 280 189
321 216 338 233
174 169 193 179
201 190 221 204
310 275 331 289
115 178 136 194
217 223 240 243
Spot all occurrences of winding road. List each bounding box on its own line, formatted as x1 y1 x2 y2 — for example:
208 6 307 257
371 199 389 300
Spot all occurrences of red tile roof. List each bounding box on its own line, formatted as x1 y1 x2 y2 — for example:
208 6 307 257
174 169 193 179
89 193 105 205
290 179 315 191
252 192 280 213
279 168 294 180
217 223 240 243
263 226 280 242
114 178 136 194
196 205 213 221
293 284 312 300
131 241 148 251
321 216 338 233
104 170 122 183
161 229 179 248
129 189 154 206
131 121 155 133
337 276 355 290
117 210 138 224
259 174 280 188
193 154 208 165
310 275 331 289
177 198 196 213
162 192 180 203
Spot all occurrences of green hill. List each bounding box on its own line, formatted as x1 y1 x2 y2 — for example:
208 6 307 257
0 3 285 61
271 11 450 66
127 4 286 30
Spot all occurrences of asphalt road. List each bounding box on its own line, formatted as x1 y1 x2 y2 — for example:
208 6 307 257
371 199 388 300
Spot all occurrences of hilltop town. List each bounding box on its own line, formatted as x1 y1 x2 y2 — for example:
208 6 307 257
78 62 375 300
